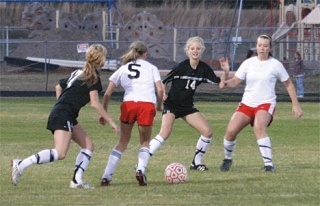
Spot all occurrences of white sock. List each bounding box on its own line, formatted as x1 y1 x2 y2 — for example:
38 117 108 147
73 149 93 184
223 138 237 159
193 135 211 165
102 149 122 180
137 147 151 174
149 135 165 155
18 149 58 172
257 137 273 167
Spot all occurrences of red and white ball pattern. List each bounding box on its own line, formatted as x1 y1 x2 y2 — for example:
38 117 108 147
164 163 188 184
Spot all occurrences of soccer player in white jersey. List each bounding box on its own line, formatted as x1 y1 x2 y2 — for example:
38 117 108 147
99 41 163 186
11 44 120 188
148 36 229 171
219 34 303 172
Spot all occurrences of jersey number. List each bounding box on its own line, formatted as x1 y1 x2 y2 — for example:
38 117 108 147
128 63 141 79
185 79 196 90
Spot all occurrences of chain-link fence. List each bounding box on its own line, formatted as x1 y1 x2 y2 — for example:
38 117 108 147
1 26 319 65
0 26 319 101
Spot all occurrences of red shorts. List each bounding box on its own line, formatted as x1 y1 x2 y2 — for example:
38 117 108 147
120 101 156 126
236 103 276 127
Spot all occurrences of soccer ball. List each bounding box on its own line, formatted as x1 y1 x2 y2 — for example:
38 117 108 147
164 163 188 184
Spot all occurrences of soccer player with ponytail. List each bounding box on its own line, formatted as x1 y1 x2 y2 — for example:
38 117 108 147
11 44 120 188
219 35 303 172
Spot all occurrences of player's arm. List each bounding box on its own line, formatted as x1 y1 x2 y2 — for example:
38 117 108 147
218 57 230 88
219 71 229 88
89 90 120 135
98 81 116 126
155 80 164 111
55 84 63 99
283 78 303 119
102 81 116 111
56 78 68 99
222 76 242 88
161 81 169 101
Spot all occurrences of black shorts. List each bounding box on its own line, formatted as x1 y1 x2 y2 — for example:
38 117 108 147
46 110 78 134
162 101 199 119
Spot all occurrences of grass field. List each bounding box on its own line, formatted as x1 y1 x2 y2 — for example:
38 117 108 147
0 98 319 206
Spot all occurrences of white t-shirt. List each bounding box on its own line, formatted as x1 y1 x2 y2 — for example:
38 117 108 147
109 59 161 104
235 56 289 107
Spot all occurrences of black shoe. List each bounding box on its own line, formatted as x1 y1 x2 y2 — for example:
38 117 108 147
135 170 147 186
264 165 275 172
100 178 111 186
220 159 232 172
190 164 208 171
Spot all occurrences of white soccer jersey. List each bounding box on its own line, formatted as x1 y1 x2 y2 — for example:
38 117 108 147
235 56 289 107
109 59 161 104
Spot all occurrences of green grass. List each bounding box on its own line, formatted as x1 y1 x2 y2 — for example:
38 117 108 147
0 98 319 206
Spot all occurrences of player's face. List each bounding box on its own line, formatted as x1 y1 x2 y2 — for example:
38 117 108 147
256 37 271 60
187 41 203 60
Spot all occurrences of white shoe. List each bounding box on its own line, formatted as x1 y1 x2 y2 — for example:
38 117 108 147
11 159 22 186
69 181 94 189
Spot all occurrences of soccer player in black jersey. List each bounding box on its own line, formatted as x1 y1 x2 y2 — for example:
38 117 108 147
149 36 229 171
11 44 120 188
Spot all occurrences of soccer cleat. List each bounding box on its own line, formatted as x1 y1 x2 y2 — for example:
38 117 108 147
220 159 233 172
11 159 22 186
264 165 276 172
190 164 208 171
69 181 94 189
135 170 147 186
100 178 111 187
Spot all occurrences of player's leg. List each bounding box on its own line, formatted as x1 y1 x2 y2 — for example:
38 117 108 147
149 112 175 155
135 125 153 186
70 124 95 188
184 112 212 171
253 106 275 172
11 129 70 186
220 111 251 172
101 122 134 186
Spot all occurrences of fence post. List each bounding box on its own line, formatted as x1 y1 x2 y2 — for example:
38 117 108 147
173 28 177 62
102 11 106 41
56 10 59 29
6 26 9 57
44 41 48 92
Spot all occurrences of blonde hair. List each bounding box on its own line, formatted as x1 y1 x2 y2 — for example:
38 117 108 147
121 41 148 64
184 36 206 57
82 44 107 86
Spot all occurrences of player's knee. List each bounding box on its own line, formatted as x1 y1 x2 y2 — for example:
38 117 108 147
202 128 213 138
253 128 266 138
225 129 237 140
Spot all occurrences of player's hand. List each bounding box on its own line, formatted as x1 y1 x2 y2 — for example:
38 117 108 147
292 105 303 119
110 122 121 136
219 57 230 71
163 94 168 101
156 104 162 111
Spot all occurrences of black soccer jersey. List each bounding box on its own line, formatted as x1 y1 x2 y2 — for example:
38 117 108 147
51 69 102 119
163 59 220 107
